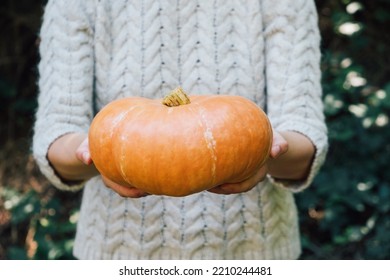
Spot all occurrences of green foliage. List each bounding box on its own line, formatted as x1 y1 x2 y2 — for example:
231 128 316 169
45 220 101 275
0 0 45 141
1 187 78 260
296 0 390 259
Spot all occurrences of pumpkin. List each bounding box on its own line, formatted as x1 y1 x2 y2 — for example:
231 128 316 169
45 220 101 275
89 87 272 197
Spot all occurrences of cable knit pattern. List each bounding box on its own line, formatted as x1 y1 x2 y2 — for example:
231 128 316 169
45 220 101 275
33 0 328 260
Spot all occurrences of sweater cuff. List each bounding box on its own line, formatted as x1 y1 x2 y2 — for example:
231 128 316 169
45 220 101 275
267 121 328 193
33 125 87 192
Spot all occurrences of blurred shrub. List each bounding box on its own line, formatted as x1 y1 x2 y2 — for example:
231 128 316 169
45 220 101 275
296 0 390 259
0 0 46 142
1 186 79 260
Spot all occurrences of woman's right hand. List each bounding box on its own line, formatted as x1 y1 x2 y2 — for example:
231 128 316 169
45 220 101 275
76 137 149 198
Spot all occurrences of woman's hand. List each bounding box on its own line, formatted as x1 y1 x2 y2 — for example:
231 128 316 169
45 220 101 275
101 176 149 198
75 136 93 165
208 131 288 195
48 133 99 181
76 137 149 198
207 165 269 195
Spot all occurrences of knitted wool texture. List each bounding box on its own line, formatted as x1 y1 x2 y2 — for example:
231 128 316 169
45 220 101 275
33 0 328 259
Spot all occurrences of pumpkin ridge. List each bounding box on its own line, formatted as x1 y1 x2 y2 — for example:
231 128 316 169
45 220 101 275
110 108 136 184
189 104 218 187
114 104 149 186
89 99 146 186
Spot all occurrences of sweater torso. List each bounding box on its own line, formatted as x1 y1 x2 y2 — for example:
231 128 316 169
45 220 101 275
92 0 266 111
34 0 328 260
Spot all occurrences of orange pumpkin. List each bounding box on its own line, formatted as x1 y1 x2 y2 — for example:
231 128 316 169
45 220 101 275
89 87 272 197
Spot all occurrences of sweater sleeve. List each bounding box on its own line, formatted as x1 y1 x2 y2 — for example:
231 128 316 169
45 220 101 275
33 0 94 191
261 0 328 192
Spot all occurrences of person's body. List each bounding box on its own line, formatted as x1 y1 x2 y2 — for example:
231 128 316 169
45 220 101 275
33 0 328 259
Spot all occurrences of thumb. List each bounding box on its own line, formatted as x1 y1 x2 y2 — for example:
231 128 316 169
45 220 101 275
270 131 288 159
76 137 93 165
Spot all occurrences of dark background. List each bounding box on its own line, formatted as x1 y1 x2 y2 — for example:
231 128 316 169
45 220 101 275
0 0 389 259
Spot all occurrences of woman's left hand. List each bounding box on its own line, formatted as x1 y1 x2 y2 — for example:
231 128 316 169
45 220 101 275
208 130 288 195
207 165 269 194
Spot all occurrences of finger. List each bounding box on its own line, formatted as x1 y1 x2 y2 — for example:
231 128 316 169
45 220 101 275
208 182 250 195
110 184 150 198
209 166 267 195
270 132 288 158
102 176 149 198
271 145 281 158
76 138 93 165
80 151 92 165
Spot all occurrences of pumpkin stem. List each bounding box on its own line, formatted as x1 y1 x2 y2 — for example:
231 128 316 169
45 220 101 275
162 87 191 107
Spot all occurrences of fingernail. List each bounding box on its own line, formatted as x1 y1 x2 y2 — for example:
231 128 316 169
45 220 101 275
82 151 90 164
271 146 280 158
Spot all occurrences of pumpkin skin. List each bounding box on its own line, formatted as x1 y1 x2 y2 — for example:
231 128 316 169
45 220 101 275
89 88 272 197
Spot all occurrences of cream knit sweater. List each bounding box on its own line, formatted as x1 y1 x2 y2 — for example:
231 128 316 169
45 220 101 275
33 0 328 259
